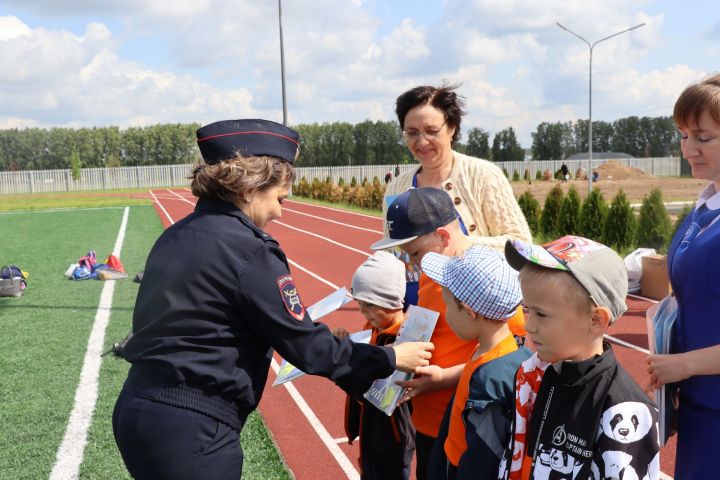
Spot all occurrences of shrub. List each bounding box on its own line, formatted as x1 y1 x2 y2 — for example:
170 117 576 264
535 170 543 181
502 167 509 178
70 148 81 181
672 204 693 238
542 169 552 181
362 177 369 187
350 177 357 187
558 185 582 235
512 170 520 182
579 188 608 241
337 177 345 187
517 191 541 236
294 177 310 197
540 184 564 238
372 176 380 186
524 168 531 181
636 188 672 251
602 189 636 251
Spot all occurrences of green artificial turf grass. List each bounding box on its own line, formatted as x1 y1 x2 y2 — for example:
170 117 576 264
0 191 151 212
1 204 291 479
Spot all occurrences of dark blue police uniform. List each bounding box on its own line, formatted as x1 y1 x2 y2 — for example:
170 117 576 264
113 120 398 479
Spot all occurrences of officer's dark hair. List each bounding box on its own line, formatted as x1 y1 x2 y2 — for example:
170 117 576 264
190 154 295 204
395 82 465 144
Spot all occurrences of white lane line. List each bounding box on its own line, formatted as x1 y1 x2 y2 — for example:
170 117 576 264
283 207 383 234
270 358 359 480
334 437 350 444
272 256 359 479
274 221 370 257
628 293 660 304
149 190 175 224
50 207 130 480
604 334 651 354
166 188 196 206
285 198 382 221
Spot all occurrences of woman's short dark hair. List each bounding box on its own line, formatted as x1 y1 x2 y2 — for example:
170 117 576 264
190 154 295 204
674 73 720 128
395 82 466 144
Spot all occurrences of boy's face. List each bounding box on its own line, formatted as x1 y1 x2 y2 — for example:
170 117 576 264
440 287 477 341
357 300 396 330
400 230 446 265
520 271 600 363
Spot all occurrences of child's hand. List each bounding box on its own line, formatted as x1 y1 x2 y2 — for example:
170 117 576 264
396 365 444 404
392 341 434 373
333 327 350 339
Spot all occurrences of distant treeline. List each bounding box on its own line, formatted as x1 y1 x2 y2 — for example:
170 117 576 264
0 115 681 171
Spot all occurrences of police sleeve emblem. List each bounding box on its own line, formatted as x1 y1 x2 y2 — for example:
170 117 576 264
277 274 306 321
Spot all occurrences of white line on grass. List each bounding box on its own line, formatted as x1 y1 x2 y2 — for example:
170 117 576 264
50 206 130 480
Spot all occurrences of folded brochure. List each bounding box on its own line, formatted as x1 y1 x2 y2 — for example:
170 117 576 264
363 304 439 416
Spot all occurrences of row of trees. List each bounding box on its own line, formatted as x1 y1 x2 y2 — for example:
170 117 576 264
0 115 681 171
530 117 680 160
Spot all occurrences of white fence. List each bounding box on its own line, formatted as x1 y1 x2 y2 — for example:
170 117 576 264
0 157 680 195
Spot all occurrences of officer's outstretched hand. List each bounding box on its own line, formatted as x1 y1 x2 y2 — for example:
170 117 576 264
392 341 434 373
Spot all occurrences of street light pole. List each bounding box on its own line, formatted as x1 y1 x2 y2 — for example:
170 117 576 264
556 22 645 192
278 0 288 125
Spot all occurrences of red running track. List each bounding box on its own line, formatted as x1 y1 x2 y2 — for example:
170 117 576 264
147 188 676 479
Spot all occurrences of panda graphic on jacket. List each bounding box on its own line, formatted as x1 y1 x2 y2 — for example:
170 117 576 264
497 345 660 480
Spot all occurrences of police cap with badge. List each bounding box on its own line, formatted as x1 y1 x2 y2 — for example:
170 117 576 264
196 119 300 164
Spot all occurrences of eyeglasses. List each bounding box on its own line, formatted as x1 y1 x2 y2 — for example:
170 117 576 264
402 122 446 142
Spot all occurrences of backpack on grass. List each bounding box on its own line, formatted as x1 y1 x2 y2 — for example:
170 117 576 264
0 265 28 297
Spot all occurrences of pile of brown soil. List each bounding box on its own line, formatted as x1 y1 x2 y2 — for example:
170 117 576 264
595 160 651 180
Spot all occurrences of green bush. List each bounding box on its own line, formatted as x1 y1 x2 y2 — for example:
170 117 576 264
636 188 672 251
558 185 582 235
524 168 531 181
350 177 357 187
70 148 81 181
672 204 693 238
602 189 636 251
337 177 345 187
362 177 369 187
540 185 564 238
512 170 520 182
579 188 608 241
502 167 509 178
535 170 543 181
517 191 541 236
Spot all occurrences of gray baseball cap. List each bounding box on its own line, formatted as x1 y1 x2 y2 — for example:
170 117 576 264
504 235 628 323
351 251 406 309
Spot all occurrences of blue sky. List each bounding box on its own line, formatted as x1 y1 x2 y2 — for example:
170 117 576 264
0 0 718 147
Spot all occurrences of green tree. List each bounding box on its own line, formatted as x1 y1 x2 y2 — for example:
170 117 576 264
540 185 564 239
637 188 672 250
603 189 636 251
70 148 81 181
558 185 582 235
466 127 491 159
491 127 524 162
517 190 541 236
579 188 608 241
531 122 563 160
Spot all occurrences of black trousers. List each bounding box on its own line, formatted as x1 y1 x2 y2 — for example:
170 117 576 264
113 389 243 480
414 432 436 480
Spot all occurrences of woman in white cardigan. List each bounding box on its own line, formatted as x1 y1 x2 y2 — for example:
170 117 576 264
385 83 530 250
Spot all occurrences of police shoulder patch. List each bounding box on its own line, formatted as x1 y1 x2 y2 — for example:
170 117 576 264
277 274 306 321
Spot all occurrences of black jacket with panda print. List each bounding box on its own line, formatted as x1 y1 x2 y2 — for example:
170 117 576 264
502 343 660 480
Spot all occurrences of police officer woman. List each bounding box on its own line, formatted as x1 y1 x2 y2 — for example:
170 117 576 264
112 119 434 480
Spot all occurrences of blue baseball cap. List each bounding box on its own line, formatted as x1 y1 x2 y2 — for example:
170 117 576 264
370 187 456 250
421 246 522 320
196 119 300 165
